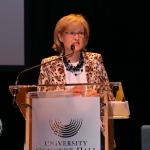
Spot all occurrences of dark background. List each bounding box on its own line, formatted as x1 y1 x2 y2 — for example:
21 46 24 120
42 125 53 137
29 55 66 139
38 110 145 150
0 0 150 150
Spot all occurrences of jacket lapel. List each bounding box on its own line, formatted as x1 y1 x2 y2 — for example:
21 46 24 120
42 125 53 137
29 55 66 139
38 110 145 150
83 52 92 83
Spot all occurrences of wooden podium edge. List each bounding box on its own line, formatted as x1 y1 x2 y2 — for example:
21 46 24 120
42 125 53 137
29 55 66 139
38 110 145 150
104 91 114 150
25 93 32 150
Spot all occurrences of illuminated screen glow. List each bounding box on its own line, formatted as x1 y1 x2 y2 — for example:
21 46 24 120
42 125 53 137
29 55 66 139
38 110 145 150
0 0 24 66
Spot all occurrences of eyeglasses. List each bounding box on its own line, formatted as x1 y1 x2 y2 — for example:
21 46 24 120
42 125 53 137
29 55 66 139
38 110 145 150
65 31 85 38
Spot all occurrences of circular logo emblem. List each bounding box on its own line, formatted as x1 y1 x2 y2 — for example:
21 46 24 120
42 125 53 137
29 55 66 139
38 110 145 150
49 118 83 138
0 118 3 136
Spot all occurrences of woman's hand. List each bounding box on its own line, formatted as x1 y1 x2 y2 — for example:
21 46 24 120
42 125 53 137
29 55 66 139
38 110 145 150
66 86 85 96
67 86 99 97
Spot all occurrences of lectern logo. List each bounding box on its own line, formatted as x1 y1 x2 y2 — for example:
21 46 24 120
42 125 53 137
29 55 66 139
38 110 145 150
49 119 83 138
0 118 3 136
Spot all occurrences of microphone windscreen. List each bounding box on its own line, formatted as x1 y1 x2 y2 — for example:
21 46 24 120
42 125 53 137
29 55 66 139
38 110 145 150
70 44 75 50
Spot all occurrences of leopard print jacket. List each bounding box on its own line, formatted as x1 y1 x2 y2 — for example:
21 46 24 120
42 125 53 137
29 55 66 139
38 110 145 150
38 52 115 135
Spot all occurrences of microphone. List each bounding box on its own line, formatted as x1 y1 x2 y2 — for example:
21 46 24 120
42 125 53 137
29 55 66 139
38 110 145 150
70 44 75 51
15 44 75 85
12 44 75 106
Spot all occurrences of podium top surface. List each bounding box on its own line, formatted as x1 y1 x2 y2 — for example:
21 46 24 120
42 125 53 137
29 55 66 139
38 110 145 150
9 82 127 119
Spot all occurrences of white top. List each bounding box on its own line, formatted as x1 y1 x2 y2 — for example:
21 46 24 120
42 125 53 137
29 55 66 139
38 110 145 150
64 61 87 89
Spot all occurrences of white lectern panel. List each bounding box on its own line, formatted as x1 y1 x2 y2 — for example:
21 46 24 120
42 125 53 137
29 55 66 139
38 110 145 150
32 97 100 150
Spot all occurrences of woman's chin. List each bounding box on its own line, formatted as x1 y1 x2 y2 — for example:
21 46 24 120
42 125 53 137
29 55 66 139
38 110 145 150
74 49 81 53
74 47 83 52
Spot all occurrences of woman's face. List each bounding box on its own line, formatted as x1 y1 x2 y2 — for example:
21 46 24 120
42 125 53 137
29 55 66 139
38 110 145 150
58 24 85 54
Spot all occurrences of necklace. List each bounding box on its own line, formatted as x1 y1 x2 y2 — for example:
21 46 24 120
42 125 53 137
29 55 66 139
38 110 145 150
63 51 84 76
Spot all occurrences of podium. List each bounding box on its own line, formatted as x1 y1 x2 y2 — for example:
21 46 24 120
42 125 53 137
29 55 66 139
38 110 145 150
9 83 127 150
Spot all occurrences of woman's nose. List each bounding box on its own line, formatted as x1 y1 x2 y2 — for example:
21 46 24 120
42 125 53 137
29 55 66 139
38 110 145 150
74 33 79 39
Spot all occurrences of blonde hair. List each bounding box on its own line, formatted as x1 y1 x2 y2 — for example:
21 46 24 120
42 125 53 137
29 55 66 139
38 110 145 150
52 14 90 52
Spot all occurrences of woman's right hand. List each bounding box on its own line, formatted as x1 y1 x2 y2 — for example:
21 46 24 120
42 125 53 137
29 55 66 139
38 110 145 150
66 86 85 96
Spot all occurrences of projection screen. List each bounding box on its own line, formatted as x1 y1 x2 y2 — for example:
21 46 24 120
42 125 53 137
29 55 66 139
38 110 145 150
0 0 28 71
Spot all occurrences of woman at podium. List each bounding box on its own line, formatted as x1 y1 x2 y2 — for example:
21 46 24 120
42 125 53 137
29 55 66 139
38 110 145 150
38 14 115 149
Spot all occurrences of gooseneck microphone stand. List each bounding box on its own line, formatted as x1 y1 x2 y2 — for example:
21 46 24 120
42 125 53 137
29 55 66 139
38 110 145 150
12 45 75 107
